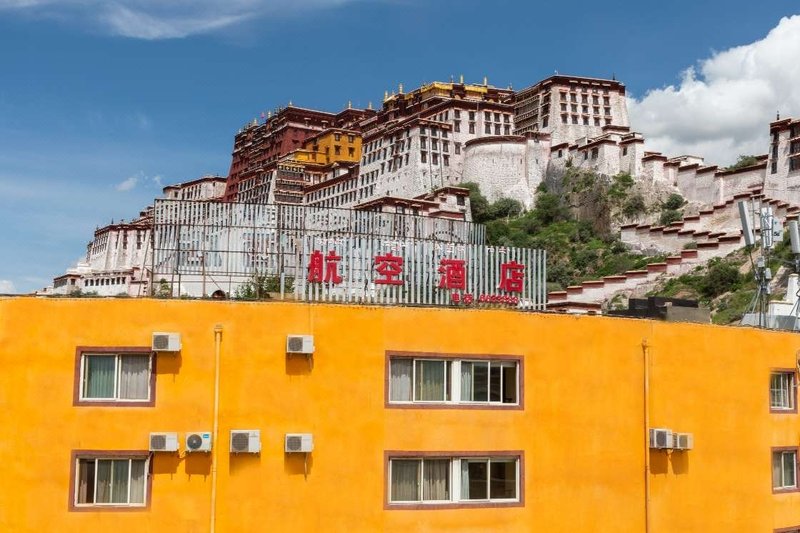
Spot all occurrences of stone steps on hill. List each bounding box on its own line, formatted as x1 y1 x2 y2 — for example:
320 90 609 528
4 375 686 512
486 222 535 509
547 186 800 314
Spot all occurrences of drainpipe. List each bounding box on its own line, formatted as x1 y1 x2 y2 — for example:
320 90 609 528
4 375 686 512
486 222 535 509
642 338 651 533
210 324 223 533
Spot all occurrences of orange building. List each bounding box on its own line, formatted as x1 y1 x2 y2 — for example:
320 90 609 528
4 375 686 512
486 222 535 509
1 297 800 532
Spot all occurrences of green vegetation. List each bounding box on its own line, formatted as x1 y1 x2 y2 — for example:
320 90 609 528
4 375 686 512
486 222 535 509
658 193 686 226
648 233 796 325
464 175 660 290
234 273 294 300
725 155 761 171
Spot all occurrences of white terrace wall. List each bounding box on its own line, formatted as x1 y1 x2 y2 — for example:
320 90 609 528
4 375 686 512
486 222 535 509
693 167 718 205
462 137 539 208
716 165 766 202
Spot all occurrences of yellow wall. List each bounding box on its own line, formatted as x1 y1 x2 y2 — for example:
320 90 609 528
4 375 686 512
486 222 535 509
0 298 799 532
301 129 361 165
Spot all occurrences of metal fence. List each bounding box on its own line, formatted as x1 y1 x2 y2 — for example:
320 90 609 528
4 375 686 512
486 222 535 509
151 200 546 309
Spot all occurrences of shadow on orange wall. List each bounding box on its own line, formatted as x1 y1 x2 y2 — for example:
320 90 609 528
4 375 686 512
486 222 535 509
284 452 313 479
650 450 690 475
650 451 669 475
186 453 211 477
285 355 313 376
156 352 183 378
229 453 261 475
153 453 181 476
670 451 689 475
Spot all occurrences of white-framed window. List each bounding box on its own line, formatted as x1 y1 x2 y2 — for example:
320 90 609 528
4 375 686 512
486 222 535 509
389 357 519 405
80 353 152 402
75 456 149 507
773 449 798 490
772 372 796 410
388 456 520 505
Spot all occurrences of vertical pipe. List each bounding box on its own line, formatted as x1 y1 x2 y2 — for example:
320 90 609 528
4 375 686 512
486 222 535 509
642 338 651 533
210 324 223 533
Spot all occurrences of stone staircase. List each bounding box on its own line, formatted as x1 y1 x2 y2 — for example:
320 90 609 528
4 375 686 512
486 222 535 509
547 187 800 314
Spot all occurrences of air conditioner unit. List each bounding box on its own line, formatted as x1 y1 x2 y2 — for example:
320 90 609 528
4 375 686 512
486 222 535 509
673 432 694 451
285 433 314 453
149 432 179 452
185 431 212 453
152 332 181 352
286 335 314 355
230 430 261 454
649 428 673 450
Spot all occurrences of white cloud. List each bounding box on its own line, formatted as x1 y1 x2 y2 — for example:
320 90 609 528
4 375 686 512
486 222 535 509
115 174 138 191
629 15 800 166
0 0 365 39
0 280 16 294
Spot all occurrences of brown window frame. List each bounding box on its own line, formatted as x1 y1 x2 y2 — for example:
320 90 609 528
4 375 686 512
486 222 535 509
770 368 798 414
384 450 524 510
73 346 156 407
68 449 152 512
772 446 800 494
385 351 523 410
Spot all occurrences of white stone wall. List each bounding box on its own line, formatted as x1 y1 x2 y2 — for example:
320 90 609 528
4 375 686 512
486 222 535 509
462 140 536 208
716 167 764 203
693 170 718 206
547 84 629 145
359 104 514 201
620 141 645 176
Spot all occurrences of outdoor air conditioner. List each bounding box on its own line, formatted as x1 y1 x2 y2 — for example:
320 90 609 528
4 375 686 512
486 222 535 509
185 431 212 453
152 332 181 352
149 432 179 452
649 428 673 450
285 433 314 453
672 432 694 451
230 430 261 454
286 335 314 355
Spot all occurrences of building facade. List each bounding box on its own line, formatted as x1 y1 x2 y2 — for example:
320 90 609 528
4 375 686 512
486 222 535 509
513 75 630 145
224 105 374 203
2 297 800 531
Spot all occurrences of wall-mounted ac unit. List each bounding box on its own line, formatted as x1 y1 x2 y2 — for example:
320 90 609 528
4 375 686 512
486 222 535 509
286 335 314 355
649 428 673 450
149 432 179 452
673 432 694 451
185 431 212 453
230 430 261 454
152 332 181 352
285 433 314 453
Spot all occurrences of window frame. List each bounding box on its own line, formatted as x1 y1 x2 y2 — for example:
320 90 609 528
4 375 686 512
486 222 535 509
770 369 797 413
385 451 523 509
73 346 156 407
772 447 800 493
69 450 152 511
385 351 523 410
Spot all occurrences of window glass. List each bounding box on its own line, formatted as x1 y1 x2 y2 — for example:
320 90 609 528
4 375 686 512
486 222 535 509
462 459 488 500
415 360 446 401
490 460 517 499
77 458 146 506
391 460 419 502
84 356 116 399
423 459 450 501
119 355 149 400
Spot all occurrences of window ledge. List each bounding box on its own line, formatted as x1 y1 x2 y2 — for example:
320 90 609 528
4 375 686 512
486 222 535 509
386 401 522 411
386 500 522 510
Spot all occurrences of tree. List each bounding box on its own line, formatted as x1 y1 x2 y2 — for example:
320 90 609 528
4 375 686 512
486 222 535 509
725 155 760 171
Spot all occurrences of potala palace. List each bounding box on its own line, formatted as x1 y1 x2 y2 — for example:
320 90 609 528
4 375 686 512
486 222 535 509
43 74 800 312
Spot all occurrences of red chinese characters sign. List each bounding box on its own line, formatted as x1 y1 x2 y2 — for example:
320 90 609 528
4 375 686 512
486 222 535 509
307 250 343 284
306 250 526 306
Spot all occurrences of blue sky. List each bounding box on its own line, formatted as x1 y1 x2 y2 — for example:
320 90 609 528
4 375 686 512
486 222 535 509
0 0 799 293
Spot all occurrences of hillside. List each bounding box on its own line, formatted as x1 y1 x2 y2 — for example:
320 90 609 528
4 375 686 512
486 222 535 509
466 169 791 325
